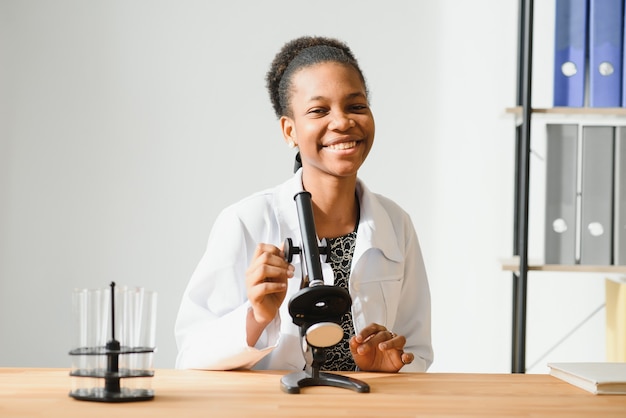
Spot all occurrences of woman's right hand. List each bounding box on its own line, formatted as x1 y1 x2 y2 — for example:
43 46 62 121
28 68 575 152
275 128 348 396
245 243 294 335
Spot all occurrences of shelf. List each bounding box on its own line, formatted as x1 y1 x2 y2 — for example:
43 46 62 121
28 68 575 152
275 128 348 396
506 107 626 116
508 2 626 373
501 256 626 274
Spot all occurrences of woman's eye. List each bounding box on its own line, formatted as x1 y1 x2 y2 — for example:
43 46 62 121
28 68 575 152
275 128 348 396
350 104 368 112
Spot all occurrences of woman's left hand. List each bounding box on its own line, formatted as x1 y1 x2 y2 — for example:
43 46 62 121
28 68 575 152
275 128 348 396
349 323 414 372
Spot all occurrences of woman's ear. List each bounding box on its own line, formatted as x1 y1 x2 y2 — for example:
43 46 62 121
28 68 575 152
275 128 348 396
280 116 297 148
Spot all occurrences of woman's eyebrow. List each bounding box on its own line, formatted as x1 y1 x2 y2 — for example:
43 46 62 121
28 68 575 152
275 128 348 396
307 92 366 102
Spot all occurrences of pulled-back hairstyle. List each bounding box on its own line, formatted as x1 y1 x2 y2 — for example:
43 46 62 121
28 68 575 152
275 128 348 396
265 36 368 119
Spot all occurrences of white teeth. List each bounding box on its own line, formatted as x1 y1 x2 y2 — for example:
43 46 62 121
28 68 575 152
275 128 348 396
327 141 357 150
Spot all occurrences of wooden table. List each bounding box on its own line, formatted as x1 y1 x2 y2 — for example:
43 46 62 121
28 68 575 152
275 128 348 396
1 368 625 417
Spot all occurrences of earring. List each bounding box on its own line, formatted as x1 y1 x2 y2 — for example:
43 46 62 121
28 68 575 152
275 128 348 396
288 140 297 149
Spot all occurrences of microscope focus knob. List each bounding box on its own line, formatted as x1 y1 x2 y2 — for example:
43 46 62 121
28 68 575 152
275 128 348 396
283 238 301 263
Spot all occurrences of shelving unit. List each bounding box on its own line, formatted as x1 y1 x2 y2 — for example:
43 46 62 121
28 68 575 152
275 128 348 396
502 257 626 274
509 1 626 373
506 107 626 116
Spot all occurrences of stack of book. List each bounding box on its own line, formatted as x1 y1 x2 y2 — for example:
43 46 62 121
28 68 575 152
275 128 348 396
553 0 625 107
545 125 626 266
548 362 626 395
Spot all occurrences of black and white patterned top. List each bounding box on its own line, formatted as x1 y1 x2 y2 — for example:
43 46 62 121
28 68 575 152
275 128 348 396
320 230 357 372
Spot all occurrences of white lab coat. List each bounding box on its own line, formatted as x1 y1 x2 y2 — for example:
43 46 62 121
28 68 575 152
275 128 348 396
175 169 433 372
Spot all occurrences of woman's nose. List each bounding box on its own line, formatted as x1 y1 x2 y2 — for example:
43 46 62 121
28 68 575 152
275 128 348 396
328 112 354 131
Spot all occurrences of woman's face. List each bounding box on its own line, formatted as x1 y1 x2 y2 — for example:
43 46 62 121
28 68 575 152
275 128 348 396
281 62 375 181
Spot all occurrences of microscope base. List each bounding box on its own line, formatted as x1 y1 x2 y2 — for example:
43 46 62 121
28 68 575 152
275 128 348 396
280 370 370 394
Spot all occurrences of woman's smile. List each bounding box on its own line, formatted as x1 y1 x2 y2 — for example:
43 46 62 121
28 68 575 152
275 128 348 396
326 140 358 151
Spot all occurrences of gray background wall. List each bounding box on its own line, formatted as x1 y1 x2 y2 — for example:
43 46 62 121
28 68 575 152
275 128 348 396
0 0 607 372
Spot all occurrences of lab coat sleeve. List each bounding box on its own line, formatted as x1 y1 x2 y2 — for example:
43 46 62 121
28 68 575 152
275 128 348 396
174 207 281 370
397 214 433 373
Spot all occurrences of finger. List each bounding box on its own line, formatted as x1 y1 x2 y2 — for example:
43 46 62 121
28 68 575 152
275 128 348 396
253 245 290 269
355 323 387 343
349 334 371 353
246 245 294 285
249 244 287 268
401 352 415 365
353 331 391 356
247 264 292 289
247 281 287 301
379 333 406 351
253 243 284 258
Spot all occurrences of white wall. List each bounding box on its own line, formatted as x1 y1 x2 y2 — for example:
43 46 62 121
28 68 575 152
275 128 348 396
0 0 607 373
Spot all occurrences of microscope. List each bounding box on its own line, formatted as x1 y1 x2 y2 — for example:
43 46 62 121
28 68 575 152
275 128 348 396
280 191 369 394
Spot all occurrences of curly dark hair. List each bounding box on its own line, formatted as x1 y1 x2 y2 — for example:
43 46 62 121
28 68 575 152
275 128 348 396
265 36 368 119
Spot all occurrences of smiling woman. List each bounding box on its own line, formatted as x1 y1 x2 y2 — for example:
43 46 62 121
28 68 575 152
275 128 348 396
281 61 375 197
174 36 433 374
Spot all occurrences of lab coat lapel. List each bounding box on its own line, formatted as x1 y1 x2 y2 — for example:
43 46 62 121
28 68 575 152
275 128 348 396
353 179 403 265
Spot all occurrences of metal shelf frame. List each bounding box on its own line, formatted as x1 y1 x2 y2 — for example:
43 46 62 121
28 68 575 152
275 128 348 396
511 0 533 374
